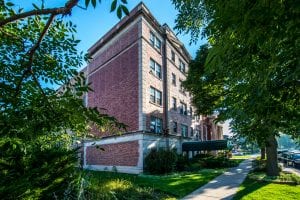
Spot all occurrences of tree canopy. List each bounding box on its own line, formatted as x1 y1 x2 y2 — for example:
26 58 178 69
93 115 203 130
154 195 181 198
0 0 127 198
174 0 300 176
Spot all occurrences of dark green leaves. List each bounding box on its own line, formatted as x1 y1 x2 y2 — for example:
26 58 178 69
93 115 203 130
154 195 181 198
111 0 129 19
111 0 117 12
175 0 300 148
6 2 14 7
84 0 128 19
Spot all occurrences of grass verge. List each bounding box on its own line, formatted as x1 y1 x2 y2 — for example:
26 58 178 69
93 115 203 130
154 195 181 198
233 172 300 200
84 168 226 199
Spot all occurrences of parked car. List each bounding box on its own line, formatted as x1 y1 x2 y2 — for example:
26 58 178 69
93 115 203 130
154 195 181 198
290 153 300 168
280 151 291 165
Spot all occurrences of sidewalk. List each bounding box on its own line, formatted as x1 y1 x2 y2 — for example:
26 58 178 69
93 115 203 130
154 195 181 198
182 159 253 200
279 163 300 176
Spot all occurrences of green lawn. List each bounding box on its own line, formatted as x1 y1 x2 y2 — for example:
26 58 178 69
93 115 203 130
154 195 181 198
233 175 300 200
231 155 254 160
85 169 226 199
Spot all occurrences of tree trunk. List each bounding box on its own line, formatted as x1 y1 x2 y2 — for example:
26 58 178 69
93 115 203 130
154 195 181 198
260 147 266 160
266 134 279 176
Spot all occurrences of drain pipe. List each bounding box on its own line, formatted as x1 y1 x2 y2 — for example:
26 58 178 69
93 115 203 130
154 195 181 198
162 27 169 149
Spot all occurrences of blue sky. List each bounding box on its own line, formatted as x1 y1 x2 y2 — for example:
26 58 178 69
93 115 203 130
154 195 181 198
70 0 205 58
14 0 205 58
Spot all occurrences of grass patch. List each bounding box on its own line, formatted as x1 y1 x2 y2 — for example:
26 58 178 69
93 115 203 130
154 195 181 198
233 172 300 200
231 155 254 160
84 168 226 199
248 172 300 185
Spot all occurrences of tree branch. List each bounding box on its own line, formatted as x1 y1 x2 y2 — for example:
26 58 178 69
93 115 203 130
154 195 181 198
0 0 78 28
15 14 55 97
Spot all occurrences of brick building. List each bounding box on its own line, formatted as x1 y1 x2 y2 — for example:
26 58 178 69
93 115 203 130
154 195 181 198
83 2 223 174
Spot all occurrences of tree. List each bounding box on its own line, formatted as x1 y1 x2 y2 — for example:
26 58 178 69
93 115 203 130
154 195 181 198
173 0 300 176
0 0 127 198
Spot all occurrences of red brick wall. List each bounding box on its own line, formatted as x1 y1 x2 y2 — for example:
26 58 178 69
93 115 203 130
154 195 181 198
86 141 139 166
87 24 140 132
88 25 139 74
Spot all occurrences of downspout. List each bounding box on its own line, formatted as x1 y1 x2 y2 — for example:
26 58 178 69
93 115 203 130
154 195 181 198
162 28 169 149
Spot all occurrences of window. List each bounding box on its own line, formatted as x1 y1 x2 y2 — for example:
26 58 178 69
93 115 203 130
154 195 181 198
172 97 177 110
179 79 185 94
190 127 194 137
190 107 193 117
171 50 175 62
150 116 162 134
150 58 162 78
194 115 200 121
179 59 186 73
171 73 176 85
181 124 188 137
150 31 161 51
180 102 187 115
150 87 162 105
150 32 155 46
173 121 177 133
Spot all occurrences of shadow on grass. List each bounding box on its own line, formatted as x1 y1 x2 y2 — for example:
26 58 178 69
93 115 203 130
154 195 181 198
84 169 226 199
232 177 269 200
84 171 175 200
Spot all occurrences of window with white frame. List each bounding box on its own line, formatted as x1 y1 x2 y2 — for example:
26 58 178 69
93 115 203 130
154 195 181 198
194 114 200 121
172 97 177 110
180 102 187 115
150 87 162 105
181 124 188 137
150 31 161 51
190 127 194 136
171 73 176 86
150 58 162 78
150 116 162 134
179 59 186 73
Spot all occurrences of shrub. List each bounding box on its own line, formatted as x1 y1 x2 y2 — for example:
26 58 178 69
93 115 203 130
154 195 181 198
144 149 177 174
175 154 190 171
191 154 234 169
252 158 267 172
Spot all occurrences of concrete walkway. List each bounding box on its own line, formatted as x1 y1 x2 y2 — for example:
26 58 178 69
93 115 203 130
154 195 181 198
182 159 253 200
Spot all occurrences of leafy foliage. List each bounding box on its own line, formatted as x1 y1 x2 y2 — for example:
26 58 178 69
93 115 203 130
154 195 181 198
174 0 300 176
144 149 178 174
0 0 127 199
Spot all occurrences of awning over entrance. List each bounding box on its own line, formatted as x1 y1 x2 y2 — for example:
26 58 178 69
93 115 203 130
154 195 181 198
182 140 228 151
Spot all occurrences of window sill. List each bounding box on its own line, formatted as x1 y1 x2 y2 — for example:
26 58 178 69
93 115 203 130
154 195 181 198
149 101 163 108
149 70 162 81
169 59 176 66
150 44 162 55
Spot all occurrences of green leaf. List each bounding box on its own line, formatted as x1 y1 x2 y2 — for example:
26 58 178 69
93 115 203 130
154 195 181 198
85 0 90 8
110 0 117 12
121 0 127 4
6 2 14 7
121 5 129 16
117 6 122 19
32 3 39 10
91 0 96 8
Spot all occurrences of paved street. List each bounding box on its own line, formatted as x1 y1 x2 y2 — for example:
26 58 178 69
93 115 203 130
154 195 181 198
182 159 253 200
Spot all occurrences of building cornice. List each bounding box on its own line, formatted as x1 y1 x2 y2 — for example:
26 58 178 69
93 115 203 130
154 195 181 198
88 2 191 61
